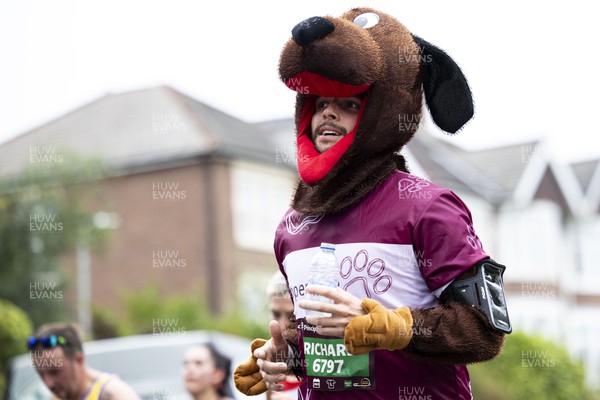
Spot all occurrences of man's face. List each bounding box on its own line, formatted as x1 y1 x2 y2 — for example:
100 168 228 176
311 96 362 153
269 294 295 330
32 347 81 400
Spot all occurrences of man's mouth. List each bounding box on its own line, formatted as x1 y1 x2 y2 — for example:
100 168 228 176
318 126 344 137
311 123 349 153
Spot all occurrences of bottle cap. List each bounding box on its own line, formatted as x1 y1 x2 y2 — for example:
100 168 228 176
320 242 335 251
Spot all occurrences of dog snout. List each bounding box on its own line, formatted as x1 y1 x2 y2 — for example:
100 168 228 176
292 16 334 46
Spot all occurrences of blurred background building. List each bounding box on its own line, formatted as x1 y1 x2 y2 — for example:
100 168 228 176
0 86 598 387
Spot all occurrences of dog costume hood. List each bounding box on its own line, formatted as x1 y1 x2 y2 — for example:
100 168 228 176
279 7 474 214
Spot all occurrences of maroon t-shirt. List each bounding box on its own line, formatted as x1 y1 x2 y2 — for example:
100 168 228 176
274 171 488 399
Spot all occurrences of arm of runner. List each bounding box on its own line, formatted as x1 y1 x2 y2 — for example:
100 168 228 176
402 264 506 364
403 302 504 364
301 272 505 362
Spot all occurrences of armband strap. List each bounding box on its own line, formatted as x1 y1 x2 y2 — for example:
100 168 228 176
344 299 413 355
233 338 268 396
441 259 512 334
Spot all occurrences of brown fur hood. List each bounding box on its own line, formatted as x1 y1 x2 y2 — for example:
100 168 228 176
279 7 474 214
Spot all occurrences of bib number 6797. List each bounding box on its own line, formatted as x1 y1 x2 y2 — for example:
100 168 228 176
312 359 343 374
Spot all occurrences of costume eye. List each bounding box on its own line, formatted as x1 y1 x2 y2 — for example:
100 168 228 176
353 12 380 29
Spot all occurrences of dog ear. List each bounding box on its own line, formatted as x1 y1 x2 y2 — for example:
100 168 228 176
412 35 474 134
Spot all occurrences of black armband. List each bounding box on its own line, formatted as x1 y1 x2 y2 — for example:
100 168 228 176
441 259 512 334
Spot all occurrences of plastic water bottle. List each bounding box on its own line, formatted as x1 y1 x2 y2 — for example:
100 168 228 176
306 243 339 317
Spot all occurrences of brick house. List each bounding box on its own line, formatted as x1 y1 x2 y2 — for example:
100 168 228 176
0 86 297 324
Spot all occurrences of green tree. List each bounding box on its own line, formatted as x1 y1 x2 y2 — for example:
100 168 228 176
0 153 109 327
0 299 33 400
470 331 593 399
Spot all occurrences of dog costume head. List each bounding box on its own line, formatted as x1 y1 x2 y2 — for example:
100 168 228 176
279 7 474 214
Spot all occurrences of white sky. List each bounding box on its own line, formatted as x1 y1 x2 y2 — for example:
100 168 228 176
1 0 599 164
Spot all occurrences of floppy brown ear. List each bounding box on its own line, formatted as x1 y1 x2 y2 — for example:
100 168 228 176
412 35 474 134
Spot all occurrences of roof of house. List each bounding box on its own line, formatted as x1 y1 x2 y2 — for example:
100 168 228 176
406 132 525 204
572 159 599 194
572 159 600 214
0 86 283 180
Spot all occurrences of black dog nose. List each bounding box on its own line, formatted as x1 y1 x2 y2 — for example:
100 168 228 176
292 16 334 46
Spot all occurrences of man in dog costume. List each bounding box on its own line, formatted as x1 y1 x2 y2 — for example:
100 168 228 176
234 7 511 399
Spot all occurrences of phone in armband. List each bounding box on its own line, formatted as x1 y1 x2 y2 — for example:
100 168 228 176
442 260 512 334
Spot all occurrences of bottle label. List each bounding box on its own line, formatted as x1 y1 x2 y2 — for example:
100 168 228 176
302 334 375 391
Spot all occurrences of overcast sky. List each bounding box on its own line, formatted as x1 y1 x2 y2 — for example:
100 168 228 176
1 0 598 164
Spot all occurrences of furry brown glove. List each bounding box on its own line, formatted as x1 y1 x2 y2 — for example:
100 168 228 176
233 338 268 396
344 299 413 355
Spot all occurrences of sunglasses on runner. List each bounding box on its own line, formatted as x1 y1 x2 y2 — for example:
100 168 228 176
27 335 69 350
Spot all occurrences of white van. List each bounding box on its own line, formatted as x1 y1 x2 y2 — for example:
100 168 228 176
5 330 265 400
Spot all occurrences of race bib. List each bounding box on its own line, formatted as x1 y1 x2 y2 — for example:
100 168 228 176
303 335 375 391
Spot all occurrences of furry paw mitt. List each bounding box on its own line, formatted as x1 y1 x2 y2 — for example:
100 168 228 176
344 299 413 355
233 338 268 396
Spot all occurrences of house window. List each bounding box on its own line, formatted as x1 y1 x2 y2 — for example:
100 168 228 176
500 200 563 282
231 162 295 252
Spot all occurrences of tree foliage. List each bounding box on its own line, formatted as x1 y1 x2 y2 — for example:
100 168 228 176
0 154 109 327
93 283 269 340
470 331 593 399
0 299 33 400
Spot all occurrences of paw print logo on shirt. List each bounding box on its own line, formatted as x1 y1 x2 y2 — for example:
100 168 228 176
340 249 393 298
